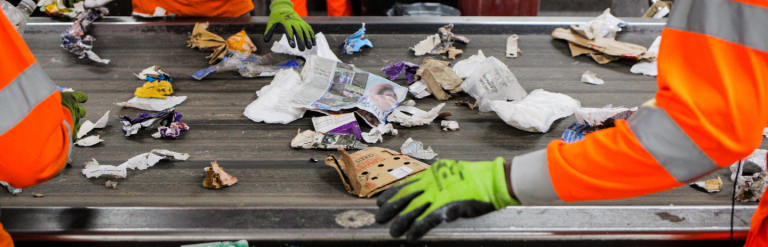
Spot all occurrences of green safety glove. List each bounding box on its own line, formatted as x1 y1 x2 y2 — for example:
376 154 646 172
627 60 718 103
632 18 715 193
264 0 315 51
60 91 88 140
375 157 519 241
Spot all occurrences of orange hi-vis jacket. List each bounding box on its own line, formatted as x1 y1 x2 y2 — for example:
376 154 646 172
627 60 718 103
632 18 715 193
132 0 255 17
509 0 768 245
290 0 352 17
0 9 73 247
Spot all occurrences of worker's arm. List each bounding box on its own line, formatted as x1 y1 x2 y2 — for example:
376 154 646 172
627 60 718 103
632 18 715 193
0 10 76 189
264 0 315 51
515 0 768 204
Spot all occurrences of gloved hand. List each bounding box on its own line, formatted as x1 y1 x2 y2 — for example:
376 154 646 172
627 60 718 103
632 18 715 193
264 0 315 51
376 157 518 241
60 91 88 140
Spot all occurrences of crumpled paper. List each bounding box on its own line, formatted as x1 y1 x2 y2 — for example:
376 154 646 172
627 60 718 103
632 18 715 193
75 135 103 146
387 100 451 127
491 89 581 133
191 53 303 80
408 80 431 99
411 24 469 58
115 96 187 111
416 57 464 100
572 8 627 40
60 7 110 64
188 22 228 64
730 150 768 202
135 65 171 81
441 120 459 131
203 161 238 189
342 23 373 54
271 32 340 62
38 0 111 18
81 149 190 178
763 127 768 138
452 50 487 79
561 106 636 143
77 110 109 139
630 36 662 76
244 69 307 124
312 113 363 139
400 138 438 160
361 123 397 144
382 61 419 84
690 177 723 193
120 109 188 139
580 71 605 85
291 129 367 150
461 57 528 112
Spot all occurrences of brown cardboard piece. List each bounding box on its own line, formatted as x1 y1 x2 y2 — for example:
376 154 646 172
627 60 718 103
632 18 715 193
203 161 238 189
643 1 673 18
325 147 430 198
552 28 656 60
188 22 228 64
453 99 475 110
568 42 619 64
416 57 463 100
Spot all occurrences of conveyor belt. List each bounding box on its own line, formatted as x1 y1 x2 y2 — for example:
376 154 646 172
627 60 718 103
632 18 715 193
1 16 763 246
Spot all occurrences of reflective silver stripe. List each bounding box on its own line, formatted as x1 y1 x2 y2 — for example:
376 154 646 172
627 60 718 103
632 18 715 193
0 63 57 135
627 107 720 183
667 0 768 52
511 149 562 205
63 120 73 161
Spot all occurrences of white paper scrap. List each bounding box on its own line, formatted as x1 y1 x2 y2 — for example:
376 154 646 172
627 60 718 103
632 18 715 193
76 110 110 139
575 107 637 126
115 96 187 111
763 127 768 138
408 80 431 99
460 57 528 112
400 137 438 160
452 50 487 79
490 89 581 133
75 135 103 147
631 36 661 76
244 69 307 124
81 150 189 178
506 35 521 58
411 34 441 56
441 120 459 131
653 6 670 18
0 181 22 194
362 123 397 144
271 32 340 62
387 101 446 127
580 71 605 85
389 166 415 179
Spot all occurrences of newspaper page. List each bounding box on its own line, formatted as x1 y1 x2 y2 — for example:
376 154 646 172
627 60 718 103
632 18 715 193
286 55 408 124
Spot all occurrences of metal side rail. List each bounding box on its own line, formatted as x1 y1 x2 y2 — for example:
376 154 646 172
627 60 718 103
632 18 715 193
2 206 756 243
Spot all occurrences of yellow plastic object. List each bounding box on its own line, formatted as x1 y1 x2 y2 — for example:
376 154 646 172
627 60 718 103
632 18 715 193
135 81 173 99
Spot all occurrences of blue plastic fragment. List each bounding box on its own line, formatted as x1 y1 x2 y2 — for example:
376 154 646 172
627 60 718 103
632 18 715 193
342 23 373 54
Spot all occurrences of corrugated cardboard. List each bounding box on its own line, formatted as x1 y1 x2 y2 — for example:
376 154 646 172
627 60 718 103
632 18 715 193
325 147 431 198
552 28 656 60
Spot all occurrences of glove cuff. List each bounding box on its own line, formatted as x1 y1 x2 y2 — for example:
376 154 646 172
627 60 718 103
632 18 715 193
270 0 294 11
491 157 519 208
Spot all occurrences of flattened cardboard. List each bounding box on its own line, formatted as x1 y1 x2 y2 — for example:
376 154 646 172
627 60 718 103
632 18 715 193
325 147 430 198
552 28 655 60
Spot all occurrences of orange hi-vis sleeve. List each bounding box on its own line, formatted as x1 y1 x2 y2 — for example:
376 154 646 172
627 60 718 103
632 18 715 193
132 0 254 17
509 0 768 205
0 9 72 189
292 0 308 17
327 0 352 16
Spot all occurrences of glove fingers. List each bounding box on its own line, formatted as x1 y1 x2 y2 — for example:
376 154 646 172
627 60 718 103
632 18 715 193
282 21 296 48
301 23 313 49
306 23 316 47
376 189 422 224
73 91 88 103
263 22 277 43
291 23 306 51
389 202 430 238
407 208 446 242
76 105 87 119
444 200 496 222
377 180 416 207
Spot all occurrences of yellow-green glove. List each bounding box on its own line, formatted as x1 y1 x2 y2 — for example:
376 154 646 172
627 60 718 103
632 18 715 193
264 0 315 51
60 91 87 140
375 157 518 241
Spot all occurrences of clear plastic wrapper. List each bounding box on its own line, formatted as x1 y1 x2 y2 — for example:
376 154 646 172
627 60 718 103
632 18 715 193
191 53 302 80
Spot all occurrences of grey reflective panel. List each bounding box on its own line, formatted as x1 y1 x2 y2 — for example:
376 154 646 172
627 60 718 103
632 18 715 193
512 149 562 205
627 107 720 183
0 63 57 135
668 0 768 53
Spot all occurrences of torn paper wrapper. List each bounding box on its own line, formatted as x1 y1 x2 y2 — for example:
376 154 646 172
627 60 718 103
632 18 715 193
731 149 768 181
491 89 581 133
729 150 768 202
562 106 636 143
441 120 459 131
408 80 431 99
244 69 307 124
580 71 605 85
60 8 110 64
76 110 109 139
411 34 441 56
411 24 469 58
552 28 655 60
291 129 367 150
105 180 117 189
325 147 430 198
400 138 438 160
453 99 475 110
192 53 303 80
120 109 188 139
690 177 723 193
461 57 528 112
312 113 362 139
630 36 662 76
362 123 397 144
506 35 521 58
187 22 227 64
226 30 257 58
135 65 170 81
81 150 189 178
343 23 373 54
572 8 627 40
203 161 238 189
416 57 460 100
387 101 451 127
115 96 187 111
452 50 487 79
382 61 419 84
75 135 103 146
271 32 340 62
